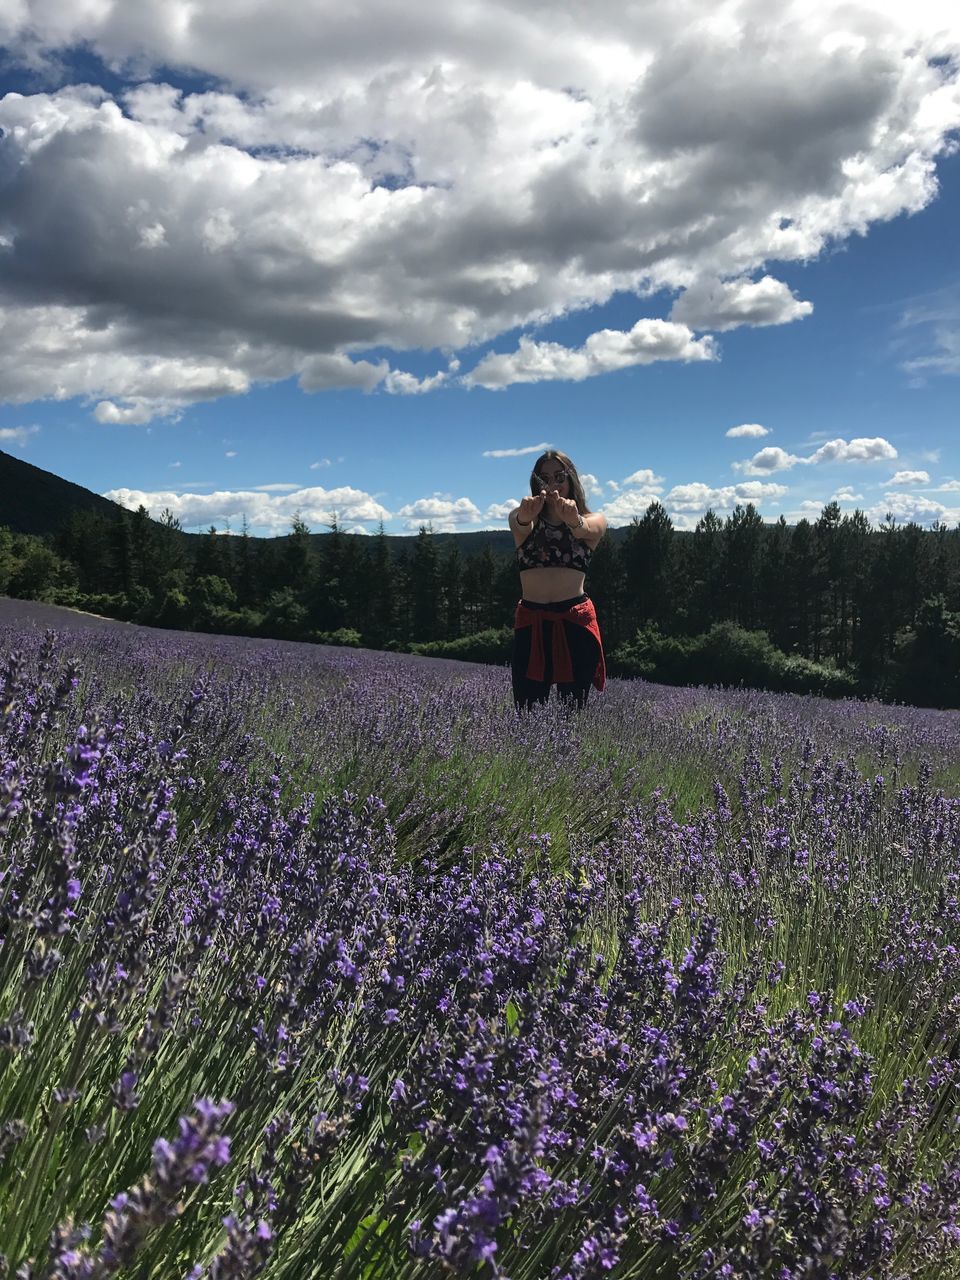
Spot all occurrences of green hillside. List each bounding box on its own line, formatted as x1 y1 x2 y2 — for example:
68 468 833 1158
0 449 124 535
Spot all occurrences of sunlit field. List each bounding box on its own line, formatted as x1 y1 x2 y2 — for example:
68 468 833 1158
3 601 960 1279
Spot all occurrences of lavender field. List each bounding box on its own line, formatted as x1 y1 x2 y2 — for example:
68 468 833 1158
3 601 960 1278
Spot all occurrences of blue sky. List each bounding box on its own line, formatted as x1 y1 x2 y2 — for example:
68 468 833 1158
0 2 958 535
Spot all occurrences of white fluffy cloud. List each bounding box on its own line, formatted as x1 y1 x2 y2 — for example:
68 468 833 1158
832 485 864 502
734 436 898 474
1 1 954 418
105 484 390 534
600 490 668 525
395 495 484 531
726 423 770 439
671 276 812 331
665 481 789 512
579 472 605 500
735 446 804 474
598 478 787 526
622 468 665 488
464 321 716 389
810 438 899 464
484 498 522 520
595 467 664 520
869 491 956 525
890 469 931 484
383 368 450 395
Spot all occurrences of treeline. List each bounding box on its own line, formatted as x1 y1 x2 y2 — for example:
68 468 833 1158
2 500 960 707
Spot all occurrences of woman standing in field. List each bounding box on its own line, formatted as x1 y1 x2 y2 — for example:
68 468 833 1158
509 450 607 712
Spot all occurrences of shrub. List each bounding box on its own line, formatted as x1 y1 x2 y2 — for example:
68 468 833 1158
611 622 859 698
312 628 362 647
410 627 513 664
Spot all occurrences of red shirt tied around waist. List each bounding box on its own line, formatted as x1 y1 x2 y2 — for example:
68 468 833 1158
514 596 605 690
508 450 608 712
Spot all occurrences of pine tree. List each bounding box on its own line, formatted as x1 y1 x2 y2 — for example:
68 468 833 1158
688 510 725 633
758 516 791 650
785 518 817 657
440 543 464 640
281 512 312 592
585 535 621 645
364 523 396 648
410 526 441 642
110 509 136 596
309 514 348 632
621 502 674 634
236 515 256 607
722 504 764 631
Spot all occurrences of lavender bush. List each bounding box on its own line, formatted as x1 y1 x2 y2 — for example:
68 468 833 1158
2 615 960 1278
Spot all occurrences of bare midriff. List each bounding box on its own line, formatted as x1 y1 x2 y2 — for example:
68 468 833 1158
518 566 587 603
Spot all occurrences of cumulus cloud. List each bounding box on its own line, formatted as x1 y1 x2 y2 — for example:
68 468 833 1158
465 322 716 388
484 498 522 520
593 467 664 518
383 368 449 395
482 442 552 458
622 468 665 489
298 355 389 394
665 481 789 512
395 494 483 531
670 276 812 331
0 4 957 420
579 472 605 500
735 446 804 474
0 424 40 444
734 436 898 474
870 491 954 525
810 438 899 464
600 478 788 527
832 485 863 501
105 484 390 534
937 480 960 492
600 490 667 525
726 423 770 439
890 469 930 484
95 400 157 425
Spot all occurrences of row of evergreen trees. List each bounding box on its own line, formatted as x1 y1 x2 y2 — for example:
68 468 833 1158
3 499 960 707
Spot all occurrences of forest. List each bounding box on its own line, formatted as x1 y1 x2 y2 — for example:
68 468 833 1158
2 498 960 707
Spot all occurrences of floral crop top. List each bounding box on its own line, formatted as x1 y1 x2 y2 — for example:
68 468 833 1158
515 516 593 571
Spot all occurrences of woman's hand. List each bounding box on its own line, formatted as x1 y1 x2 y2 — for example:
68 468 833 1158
555 496 582 527
517 493 546 524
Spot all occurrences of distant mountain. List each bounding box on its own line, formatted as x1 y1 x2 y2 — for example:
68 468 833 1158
0 450 124 536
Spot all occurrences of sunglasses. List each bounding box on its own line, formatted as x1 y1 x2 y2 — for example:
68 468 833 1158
533 469 568 489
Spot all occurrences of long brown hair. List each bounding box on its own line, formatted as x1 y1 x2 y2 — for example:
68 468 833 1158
530 450 591 514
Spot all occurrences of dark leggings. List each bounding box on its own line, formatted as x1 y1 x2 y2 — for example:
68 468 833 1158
512 615 601 712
